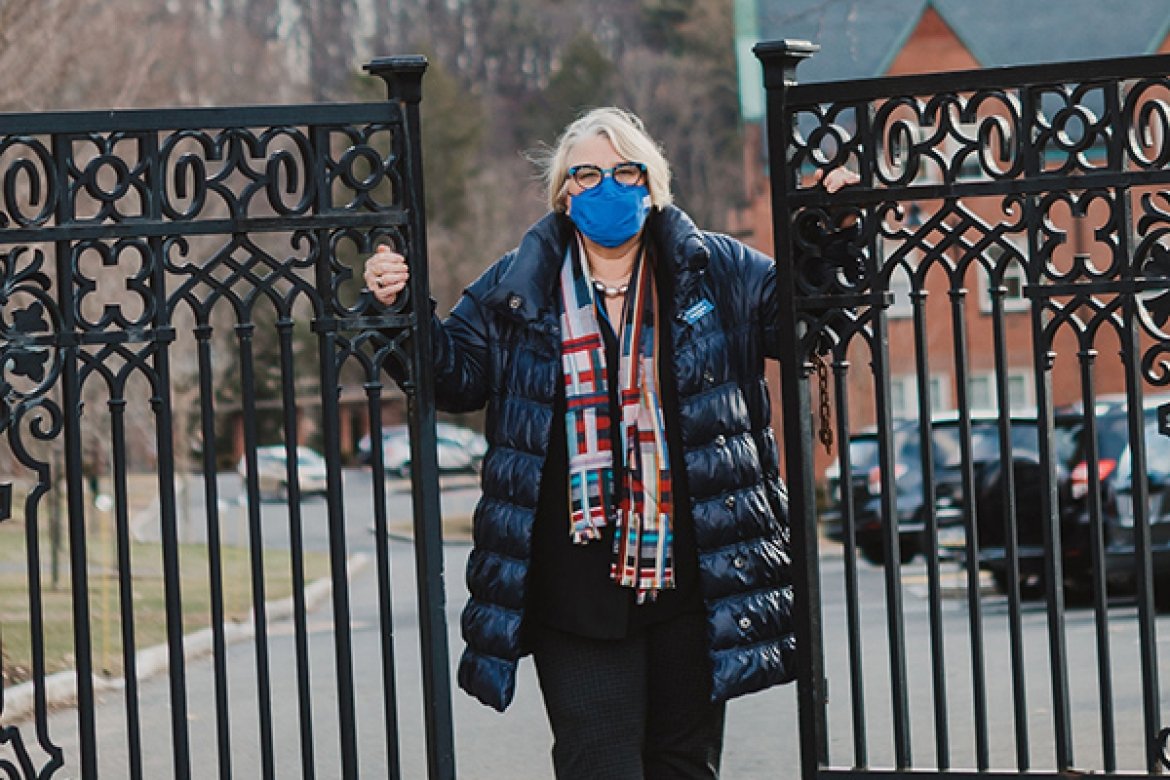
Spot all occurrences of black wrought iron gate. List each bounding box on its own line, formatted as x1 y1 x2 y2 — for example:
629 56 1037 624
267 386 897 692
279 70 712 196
758 41 1170 779
0 56 456 779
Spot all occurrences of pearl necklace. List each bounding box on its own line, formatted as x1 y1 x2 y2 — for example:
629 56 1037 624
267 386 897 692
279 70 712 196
592 279 630 298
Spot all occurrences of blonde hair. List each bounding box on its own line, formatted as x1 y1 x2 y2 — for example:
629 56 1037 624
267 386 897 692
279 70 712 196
535 107 673 213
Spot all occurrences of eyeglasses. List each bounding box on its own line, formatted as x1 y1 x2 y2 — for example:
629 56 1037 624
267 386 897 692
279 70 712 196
566 162 647 190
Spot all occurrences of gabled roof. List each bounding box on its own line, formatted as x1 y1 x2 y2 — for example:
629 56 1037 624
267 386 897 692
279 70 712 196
736 0 1170 121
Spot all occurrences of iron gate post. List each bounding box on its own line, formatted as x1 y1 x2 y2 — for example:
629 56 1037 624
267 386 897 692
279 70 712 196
753 39 829 780
364 55 458 780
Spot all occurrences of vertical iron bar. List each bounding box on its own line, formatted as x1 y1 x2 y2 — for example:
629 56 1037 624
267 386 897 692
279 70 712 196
909 269 951 770
833 360 868 768
109 399 144 780
947 282 990 770
1119 324 1159 773
365 55 457 780
872 300 913 770
364 384 404 780
314 312 362 780
1113 69 1163 769
276 318 318 780
236 322 277 780
753 40 831 779
1030 334 1074 773
152 318 193 780
1076 349 1117 772
140 132 166 780
307 134 362 780
53 132 99 780
987 278 1031 770
145 123 195 779
1023 82 1074 765
1117 171 1163 773
194 323 235 780
846 98 872 771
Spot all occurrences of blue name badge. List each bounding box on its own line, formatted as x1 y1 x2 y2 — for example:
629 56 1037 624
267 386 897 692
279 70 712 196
682 299 714 324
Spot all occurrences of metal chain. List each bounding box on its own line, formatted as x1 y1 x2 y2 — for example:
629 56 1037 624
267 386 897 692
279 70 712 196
811 350 833 456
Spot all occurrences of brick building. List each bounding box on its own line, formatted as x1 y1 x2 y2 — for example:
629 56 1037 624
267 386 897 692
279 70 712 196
732 0 1170 453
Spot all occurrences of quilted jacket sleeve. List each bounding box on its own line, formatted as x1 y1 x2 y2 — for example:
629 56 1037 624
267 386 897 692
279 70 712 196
701 232 784 360
384 253 513 414
429 289 492 413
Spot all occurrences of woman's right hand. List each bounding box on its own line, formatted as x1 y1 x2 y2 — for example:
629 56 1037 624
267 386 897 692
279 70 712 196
364 244 410 306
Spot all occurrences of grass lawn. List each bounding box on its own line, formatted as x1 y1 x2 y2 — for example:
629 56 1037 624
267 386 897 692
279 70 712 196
0 514 332 686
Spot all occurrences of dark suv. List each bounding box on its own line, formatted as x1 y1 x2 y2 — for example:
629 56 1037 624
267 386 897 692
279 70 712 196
971 408 1084 596
974 395 1170 602
821 431 880 548
1063 395 1170 601
823 412 1045 566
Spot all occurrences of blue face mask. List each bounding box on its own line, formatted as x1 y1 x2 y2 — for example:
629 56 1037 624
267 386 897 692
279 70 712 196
568 178 651 248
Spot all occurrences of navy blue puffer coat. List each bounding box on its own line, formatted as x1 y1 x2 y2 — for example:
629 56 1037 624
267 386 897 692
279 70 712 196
426 205 794 712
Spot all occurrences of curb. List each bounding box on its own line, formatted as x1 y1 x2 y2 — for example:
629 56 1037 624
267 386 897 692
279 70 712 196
0 553 370 726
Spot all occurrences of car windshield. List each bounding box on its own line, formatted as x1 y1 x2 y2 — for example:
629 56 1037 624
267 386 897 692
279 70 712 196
883 422 937 477
1073 411 1132 465
888 418 1041 471
962 422 1040 464
1053 416 1083 468
1114 409 1170 484
847 435 880 473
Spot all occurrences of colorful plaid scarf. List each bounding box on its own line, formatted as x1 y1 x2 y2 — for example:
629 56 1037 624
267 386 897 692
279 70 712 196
559 239 674 603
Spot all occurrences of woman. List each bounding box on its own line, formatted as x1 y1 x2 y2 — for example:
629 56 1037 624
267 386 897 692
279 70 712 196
365 107 856 779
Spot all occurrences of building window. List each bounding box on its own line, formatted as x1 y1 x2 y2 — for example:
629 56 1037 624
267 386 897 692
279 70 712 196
888 262 915 319
877 235 919 320
890 373 951 418
968 371 1034 411
978 242 1029 314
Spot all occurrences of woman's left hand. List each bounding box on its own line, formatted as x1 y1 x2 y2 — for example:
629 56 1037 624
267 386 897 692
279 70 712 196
814 166 861 193
813 167 861 228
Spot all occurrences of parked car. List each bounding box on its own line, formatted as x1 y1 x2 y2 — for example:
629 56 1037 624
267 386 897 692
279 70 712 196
237 445 329 501
821 430 880 544
357 422 486 478
435 421 488 466
972 394 1170 602
970 406 1085 596
825 411 1048 566
1060 394 1170 602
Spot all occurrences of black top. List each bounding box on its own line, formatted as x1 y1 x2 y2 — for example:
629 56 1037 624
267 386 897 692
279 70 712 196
526 255 703 639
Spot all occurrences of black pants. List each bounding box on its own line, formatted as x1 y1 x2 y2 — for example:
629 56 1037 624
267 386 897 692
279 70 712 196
529 612 726 780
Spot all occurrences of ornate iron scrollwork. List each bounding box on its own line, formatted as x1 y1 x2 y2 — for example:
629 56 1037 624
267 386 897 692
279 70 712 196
0 74 426 775
0 247 59 414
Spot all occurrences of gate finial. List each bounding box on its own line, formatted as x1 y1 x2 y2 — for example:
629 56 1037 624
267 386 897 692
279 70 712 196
752 39 818 88
364 55 429 103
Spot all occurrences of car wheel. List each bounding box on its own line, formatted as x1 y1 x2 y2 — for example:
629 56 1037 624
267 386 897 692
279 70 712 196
1062 576 1094 607
395 463 411 479
991 568 1045 600
859 542 886 566
859 539 916 566
1154 575 1170 612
